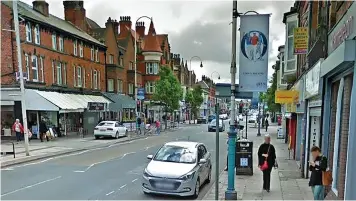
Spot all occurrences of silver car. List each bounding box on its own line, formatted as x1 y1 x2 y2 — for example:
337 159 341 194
208 119 225 132
142 141 212 198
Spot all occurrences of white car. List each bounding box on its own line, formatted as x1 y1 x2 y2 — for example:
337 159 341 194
248 115 257 123
219 114 228 120
94 121 128 139
238 114 244 121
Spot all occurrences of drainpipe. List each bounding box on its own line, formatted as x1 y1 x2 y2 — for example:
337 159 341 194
104 50 107 91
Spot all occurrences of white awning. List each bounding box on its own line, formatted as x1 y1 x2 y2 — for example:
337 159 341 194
35 91 112 113
25 89 59 111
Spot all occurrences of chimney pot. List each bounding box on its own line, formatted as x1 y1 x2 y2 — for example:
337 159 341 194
33 0 49 17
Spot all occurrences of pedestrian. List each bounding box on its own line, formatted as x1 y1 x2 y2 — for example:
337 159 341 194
155 120 161 135
137 116 142 134
309 146 327 200
265 117 269 132
39 118 49 142
12 119 24 142
258 134 277 192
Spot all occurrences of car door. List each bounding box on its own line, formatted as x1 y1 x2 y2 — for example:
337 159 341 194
201 145 210 179
115 122 121 134
198 145 209 179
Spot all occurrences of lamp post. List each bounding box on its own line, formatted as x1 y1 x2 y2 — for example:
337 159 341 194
188 56 203 124
225 1 238 200
210 71 220 116
134 16 152 121
214 90 220 200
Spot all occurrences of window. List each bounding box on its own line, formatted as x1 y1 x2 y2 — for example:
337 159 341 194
91 46 94 61
25 54 29 79
59 36 64 52
56 62 62 85
129 62 133 70
146 62 159 75
98 71 101 89
34 24 40 44
287 21 297 36
52 32 57 50
93 70 98 89
73 40 78 56
107 79 114 92
83 68 86 88
31 55 38 81
117 80 123 93
128 83 134 94
287 37 294 59
109 55 114 64
95 48 99 62
145 82 155 94
63 63 66 85
25 22 32 42
40 56 44 82
77 66 82 87
120 57 124 66
79 42 83 58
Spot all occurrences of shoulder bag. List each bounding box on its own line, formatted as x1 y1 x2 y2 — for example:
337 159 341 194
260 144 270 171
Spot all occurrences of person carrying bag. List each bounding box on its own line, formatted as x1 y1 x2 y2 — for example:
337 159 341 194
258 134 276 192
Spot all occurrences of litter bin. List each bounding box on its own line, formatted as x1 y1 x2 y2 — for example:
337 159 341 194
235 139 253 175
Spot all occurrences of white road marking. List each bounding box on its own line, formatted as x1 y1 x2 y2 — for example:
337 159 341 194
1 168 14 171
120 152 135 159
105 191 114 196
120 184 127 189
144 146 152 151
1 176 61 197
132 178 138 183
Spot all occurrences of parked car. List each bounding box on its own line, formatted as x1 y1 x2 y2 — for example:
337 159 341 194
208 119 225 132
142 141 212 198
207 115 216 123
248 115 257 123
94 121 128 139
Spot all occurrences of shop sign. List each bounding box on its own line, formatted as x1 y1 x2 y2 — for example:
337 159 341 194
275 90 299 104
305 60 322 99
309 100 322 107
293 27 309 54
285 102 296 113
87 102 106 111
328 3 356 54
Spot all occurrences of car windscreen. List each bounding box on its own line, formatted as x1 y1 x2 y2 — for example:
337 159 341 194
211 119 222 124
97 122 114 126
153 145 196 164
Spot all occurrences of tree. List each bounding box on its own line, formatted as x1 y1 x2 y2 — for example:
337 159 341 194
153 67 183 126
185 85 203 123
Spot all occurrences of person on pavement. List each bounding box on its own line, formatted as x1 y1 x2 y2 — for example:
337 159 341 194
258 134 276 192
309 146 327 200
265 117 269 132
155 120 161 135
12 119 24 142
137 117 142 134
39 118 49 142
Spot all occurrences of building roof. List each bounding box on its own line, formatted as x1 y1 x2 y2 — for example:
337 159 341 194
86 17 101 29
91 28 106 42
142 32 162 53
2 1 105 47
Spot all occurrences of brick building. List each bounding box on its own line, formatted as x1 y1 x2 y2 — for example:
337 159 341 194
1 1 111 138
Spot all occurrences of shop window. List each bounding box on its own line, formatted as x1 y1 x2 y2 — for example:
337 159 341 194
26 22 32 42
331 78 345 196
107 79 114 92
34 24 40 45
31 55 38 82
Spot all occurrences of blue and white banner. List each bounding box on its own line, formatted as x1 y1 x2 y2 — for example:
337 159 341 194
238 14 270 92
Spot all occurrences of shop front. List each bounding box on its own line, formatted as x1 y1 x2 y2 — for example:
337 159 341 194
320 3 356 199
293 77 305 165
1 88 22 138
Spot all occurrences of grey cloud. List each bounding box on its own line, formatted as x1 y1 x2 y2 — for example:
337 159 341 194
169 1 184 18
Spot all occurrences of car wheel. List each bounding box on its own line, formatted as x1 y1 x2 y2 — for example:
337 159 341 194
193 177 200 199
95 136 99 139
115 131 119 139
125 130 128 137
206 167 212 183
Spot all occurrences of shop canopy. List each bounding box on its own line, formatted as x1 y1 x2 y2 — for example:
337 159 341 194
35 90 112 113
25 89 59 111
102 93 136 111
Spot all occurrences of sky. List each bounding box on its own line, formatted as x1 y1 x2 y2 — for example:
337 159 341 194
23 0 294 84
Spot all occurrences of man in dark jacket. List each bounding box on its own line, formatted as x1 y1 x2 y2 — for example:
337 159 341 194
39 119 49 142
309 146 327 200
258 134 276 192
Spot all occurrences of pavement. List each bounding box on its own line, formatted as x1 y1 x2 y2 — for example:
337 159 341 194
0 120 229 200
0 123 191 168
203 124 314 200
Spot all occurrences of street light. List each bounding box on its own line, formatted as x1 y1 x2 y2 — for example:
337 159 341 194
187 56 204 124
210 71 221 115
214 89 220 201
134 16 152 121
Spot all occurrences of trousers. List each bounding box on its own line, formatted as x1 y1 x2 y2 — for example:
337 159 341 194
263 168 272 190
311 185 325 200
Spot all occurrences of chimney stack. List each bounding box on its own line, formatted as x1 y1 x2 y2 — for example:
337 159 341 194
32 0 49 17
136 21 145 37
63 1 87 31
119 16 132 35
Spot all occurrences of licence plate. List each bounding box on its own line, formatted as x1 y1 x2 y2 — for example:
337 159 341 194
155 182 174 189
100 129 106 131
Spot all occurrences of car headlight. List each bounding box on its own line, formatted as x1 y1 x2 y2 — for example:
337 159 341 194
143 168 152 177
179 171 195 181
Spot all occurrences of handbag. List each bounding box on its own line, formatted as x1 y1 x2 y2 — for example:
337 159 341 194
322 167 333 186
260 145 271 171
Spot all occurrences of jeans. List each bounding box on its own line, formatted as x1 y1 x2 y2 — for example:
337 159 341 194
156 127 160 135
15 132 22 141
311 185 324 200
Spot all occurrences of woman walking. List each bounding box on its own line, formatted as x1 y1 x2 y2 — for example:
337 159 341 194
309 146 327 200
258 134 276 192
12 119 24 142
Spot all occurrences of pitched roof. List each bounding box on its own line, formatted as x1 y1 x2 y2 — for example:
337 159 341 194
142 33 162 53
148 20 156 35
91 28 106 42
2 1 105 47
86 17 101 29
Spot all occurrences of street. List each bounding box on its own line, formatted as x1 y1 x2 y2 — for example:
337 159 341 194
1 121 231 200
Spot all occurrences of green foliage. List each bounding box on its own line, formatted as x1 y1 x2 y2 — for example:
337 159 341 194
153 67 183 113
264 70 280 112
185 85 204 118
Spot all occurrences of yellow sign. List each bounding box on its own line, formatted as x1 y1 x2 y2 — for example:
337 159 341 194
293 27 308 54
275 90 299 104
285 103 297 113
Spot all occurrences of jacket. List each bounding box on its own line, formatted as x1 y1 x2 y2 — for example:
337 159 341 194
309 155 327 186
257 143 276 168
39 121 48 133
12 122 24 133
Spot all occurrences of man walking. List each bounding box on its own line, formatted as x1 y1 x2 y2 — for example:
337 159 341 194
265 117 269 132
39 118 49 142
137 116 142 135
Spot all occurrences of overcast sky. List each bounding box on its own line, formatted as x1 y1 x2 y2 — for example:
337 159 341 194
23 0 293 83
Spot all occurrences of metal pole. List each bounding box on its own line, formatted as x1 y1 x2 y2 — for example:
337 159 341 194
257 104 261 136
134 23 138 127
215 102 220 200
225 1 238 200
245 111 248 139
13 0 29 156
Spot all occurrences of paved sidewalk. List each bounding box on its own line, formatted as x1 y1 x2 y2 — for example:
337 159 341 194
203 125 313 200
0 125 187 168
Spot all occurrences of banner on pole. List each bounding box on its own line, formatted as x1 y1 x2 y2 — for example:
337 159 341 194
238 14 270 92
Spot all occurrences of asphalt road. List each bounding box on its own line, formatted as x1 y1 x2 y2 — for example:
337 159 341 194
1 120 231 200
